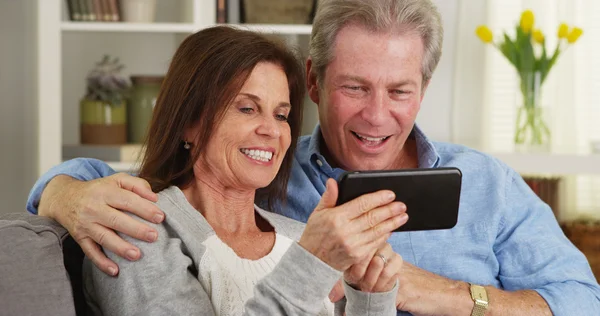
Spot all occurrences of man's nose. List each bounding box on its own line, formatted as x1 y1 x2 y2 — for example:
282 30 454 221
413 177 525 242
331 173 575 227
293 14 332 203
360 93 388 126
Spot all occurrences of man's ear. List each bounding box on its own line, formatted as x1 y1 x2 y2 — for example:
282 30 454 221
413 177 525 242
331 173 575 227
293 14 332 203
306 58 320 105
420 79 431 103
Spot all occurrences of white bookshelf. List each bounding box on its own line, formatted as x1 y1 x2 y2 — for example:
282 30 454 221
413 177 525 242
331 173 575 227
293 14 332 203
35 0 314 177
60 21 199 33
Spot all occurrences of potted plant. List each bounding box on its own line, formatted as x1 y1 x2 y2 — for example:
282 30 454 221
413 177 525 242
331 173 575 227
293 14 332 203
476 11 583 151
80 55 131 145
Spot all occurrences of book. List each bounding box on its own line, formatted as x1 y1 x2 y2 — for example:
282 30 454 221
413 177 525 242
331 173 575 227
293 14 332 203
107 0 120 21
87 0 96 21
100 0 111 21
217 0 227 23
92 0 103 22
63 144 145 163
66 0 82 21
78 0 89 21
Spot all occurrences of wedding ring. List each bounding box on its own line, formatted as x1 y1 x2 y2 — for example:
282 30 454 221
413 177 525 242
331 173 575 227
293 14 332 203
376 253 388 266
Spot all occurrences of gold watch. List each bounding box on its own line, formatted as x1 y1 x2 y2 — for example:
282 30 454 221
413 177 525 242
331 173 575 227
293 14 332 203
469 283 488 316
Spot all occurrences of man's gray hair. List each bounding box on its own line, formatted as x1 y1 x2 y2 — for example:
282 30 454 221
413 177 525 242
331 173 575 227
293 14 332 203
309 0 443 85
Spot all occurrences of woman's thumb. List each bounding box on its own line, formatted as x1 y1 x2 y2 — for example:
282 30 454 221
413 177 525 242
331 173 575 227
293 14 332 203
315 178 339 212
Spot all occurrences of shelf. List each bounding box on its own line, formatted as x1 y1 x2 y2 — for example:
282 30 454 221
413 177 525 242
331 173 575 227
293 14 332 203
489 152 600 175
61 22 313 35
61 22 198 33
227 24 312 35
106 161 139 173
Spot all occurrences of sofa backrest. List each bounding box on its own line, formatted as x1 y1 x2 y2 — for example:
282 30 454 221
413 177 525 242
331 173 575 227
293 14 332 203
0 213 80 316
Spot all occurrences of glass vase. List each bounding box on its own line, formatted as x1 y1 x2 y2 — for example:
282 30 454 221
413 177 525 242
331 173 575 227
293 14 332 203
514 71 551 152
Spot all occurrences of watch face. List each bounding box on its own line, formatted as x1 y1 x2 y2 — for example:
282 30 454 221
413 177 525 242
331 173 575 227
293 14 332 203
471 285 488 302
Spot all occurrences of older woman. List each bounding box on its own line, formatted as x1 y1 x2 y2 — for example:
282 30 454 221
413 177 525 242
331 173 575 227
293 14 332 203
83 26 407 316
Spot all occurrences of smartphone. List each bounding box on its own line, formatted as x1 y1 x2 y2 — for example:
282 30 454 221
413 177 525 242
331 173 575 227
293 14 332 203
336 167 462 232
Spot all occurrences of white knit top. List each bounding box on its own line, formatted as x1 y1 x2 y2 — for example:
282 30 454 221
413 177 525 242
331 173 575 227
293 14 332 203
198 233 333 316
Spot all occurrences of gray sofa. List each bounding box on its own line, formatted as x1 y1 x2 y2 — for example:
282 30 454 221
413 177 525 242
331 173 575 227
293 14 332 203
0 213 86 316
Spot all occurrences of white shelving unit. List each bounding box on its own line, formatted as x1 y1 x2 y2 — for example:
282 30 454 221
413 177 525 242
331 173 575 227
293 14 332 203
35 0 314 177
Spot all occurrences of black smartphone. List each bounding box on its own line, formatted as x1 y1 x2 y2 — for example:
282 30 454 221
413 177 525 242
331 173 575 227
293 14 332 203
336 167 462 232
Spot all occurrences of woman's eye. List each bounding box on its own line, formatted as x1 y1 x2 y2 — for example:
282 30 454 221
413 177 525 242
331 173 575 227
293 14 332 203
239 107 254 114
275 114 289 122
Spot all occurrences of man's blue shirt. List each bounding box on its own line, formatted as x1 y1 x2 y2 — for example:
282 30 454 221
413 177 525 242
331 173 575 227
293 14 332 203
27 124 600 315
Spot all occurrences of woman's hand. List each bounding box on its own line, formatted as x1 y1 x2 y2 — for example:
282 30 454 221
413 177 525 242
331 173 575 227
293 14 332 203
38 173 164 276
299 178 408 272
345 242 402 293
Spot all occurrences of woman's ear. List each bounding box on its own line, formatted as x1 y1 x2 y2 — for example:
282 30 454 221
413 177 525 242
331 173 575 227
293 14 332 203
306 58 320 105
183 125 199 145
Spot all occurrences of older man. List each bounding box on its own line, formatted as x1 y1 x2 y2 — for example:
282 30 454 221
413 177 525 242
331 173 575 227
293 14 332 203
28 0 600 315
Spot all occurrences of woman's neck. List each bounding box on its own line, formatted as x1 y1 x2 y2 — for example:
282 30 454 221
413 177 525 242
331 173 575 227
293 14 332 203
181 176 260 235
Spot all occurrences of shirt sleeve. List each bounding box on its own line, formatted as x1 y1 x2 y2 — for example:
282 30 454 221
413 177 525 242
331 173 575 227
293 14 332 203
84 214 344 316
495 169 600 315
26 158 117 214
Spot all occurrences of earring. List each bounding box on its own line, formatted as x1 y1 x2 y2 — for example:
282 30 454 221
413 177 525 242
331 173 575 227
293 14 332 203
183 141 191 150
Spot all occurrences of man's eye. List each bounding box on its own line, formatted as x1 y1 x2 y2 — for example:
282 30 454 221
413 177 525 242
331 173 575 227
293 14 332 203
393 90 409 95
344 86 361 91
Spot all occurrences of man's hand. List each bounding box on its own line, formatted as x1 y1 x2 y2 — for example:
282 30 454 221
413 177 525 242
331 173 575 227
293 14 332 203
38 173 164 276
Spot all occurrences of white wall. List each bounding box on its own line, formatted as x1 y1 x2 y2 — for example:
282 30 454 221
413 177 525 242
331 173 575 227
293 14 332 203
0 0 470 215
0 0 37 214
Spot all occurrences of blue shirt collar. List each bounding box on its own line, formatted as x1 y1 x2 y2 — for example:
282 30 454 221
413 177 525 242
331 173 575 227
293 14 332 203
307 123 440 178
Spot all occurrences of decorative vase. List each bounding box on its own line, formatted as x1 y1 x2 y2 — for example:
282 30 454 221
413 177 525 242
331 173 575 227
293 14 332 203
120 0 157 23
127 76 163 143
514 71 551 152
80 99 127 145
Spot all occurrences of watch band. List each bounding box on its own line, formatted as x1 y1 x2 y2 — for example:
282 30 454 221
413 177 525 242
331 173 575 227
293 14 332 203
471 302 487 316
469 284 489 316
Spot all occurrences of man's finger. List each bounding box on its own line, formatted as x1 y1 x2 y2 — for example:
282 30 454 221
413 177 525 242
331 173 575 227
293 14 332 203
79 237 119 276
104 188 164 224
344 190 396 220
87 224 142 262
328 278 345 302
115 173 159 203
95 205 158 243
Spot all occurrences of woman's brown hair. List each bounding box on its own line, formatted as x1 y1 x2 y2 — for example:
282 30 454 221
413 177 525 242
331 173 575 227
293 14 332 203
138 26 305 210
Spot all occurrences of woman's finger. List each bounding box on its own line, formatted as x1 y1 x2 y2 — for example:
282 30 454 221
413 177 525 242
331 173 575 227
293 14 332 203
349 201 406 234
360 254 386 292
78 237 119 276
340 190 396 220
373 253 403 292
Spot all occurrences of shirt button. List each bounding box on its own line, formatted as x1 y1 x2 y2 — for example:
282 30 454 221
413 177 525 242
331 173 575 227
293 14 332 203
316 159 323 167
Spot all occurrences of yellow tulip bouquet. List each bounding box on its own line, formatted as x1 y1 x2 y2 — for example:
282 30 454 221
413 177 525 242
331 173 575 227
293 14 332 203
476 10 582 149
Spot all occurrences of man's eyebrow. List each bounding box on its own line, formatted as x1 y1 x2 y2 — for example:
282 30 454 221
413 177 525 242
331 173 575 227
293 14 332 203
336 75 417 87
336 75 369 84
239 92 291 108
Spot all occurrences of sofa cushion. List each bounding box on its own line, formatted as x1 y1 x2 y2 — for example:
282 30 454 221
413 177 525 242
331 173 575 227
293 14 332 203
0 213 76 316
